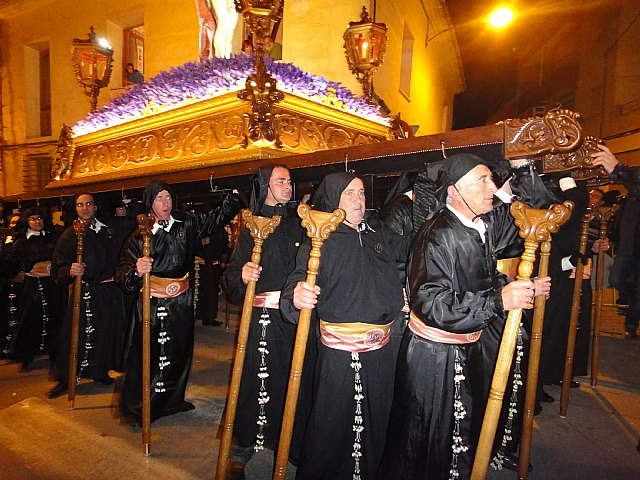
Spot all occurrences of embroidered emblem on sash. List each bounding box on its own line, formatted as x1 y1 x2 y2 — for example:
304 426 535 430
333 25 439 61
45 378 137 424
466 331 482 342
364 328 384 346
166 282 180 295
375 243 383 253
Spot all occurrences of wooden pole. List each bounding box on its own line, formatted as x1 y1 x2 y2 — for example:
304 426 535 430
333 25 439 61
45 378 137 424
273 204 345 480
216 210 281 480
471 201 571 480
67 219 89 408
590 205 618 387
224 279 231 332
559 212 591 417
518 201 572 479
137 214 155 456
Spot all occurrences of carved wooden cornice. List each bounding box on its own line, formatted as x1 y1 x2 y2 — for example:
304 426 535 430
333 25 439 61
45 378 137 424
540 135 609 183
503 109 583 159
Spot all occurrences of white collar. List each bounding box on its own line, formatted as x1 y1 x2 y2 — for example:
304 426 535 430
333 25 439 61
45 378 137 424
447 204 486 242
27 228 44 239
152 215 180 234
88 218 108 233
494 188 513 204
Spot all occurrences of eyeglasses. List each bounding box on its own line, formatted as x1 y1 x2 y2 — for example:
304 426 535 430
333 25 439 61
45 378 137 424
28 216 43 221
76 200 95 207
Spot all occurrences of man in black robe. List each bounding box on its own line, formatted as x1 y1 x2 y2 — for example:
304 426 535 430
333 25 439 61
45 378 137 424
0 198 19 359
281 172 410 480
378 154 547 480
593 144 640 339
538 179 594 398
116 180 240 425
8 208 65 371
223 164 306 477
49 193 128 398
195 226 230 326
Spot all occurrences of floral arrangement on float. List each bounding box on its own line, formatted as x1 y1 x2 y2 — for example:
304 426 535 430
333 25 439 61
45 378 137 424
71 54 390 137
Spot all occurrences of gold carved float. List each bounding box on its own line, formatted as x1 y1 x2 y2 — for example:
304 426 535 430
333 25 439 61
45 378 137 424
47 90 390 189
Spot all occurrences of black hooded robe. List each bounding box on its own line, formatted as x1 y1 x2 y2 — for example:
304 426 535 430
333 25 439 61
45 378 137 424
224 202 306 459
116 194 240 423
378 162 549 480
280 172 410 480
9 230 66 366
51 222 127 386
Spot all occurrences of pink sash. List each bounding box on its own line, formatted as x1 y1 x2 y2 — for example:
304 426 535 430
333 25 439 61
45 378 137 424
149 273 189 298
27 261 51 277
408 311 482 344
320 320 391 353
253 291 281 309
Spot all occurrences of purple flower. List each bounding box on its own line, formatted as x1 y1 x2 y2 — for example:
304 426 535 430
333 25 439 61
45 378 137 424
71 55 389 136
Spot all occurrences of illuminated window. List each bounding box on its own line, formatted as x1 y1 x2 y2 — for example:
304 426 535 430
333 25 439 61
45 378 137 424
399 24 414 100
123 25 144 85
25 42 51 137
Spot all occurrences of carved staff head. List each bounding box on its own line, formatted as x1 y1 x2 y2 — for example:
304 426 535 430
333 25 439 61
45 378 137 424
510 200 574 244
242 208 282 241
297 203 345 240
136 214 156 238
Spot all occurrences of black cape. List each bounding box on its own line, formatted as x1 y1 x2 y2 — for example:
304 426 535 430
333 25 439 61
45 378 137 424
281 220 410 480
116 196 240 423
51 221 127 385
223 203 307 459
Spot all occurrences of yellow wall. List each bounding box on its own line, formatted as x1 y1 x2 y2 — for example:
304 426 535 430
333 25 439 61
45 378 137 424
283 0 464 136
0 0 464 197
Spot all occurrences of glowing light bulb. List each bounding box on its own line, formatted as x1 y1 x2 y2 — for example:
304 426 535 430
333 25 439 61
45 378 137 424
361 40 369 60
487 6 515 29
98 38 112 49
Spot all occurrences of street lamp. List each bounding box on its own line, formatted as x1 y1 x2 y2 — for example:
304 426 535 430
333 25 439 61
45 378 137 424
343 6 388 101
486 5 515 29
71 26 114 111
426 5 515 46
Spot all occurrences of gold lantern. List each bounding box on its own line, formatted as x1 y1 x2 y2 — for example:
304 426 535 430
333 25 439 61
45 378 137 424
71 26 114 111
343 6 388 101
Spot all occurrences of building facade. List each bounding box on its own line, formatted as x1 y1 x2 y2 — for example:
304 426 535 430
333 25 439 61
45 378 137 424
0 0 464 199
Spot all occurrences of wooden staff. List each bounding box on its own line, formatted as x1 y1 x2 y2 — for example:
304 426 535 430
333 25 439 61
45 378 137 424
273 204 345 480
67 219 89 408
224 279 231 331
137 214 156 456
471 201 571 480
560 211 591 417
216 210 281 480
590 205 618 387
518 202 573 479
225 212 246 332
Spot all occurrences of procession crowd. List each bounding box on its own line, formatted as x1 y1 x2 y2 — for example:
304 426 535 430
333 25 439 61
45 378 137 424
0 144 638 480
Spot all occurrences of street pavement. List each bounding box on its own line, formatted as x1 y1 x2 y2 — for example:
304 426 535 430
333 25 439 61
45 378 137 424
0 300 639 479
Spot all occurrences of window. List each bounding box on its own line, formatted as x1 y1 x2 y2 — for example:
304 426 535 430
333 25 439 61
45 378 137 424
25 42 51 137
23 155 52 192
123 25 144 84
399 24 414 100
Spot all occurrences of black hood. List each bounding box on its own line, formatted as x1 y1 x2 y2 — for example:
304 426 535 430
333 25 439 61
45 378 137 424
143 180 175 213
312 172 358 213
248 165 276 214
413 153 486 228
383 171 415 206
